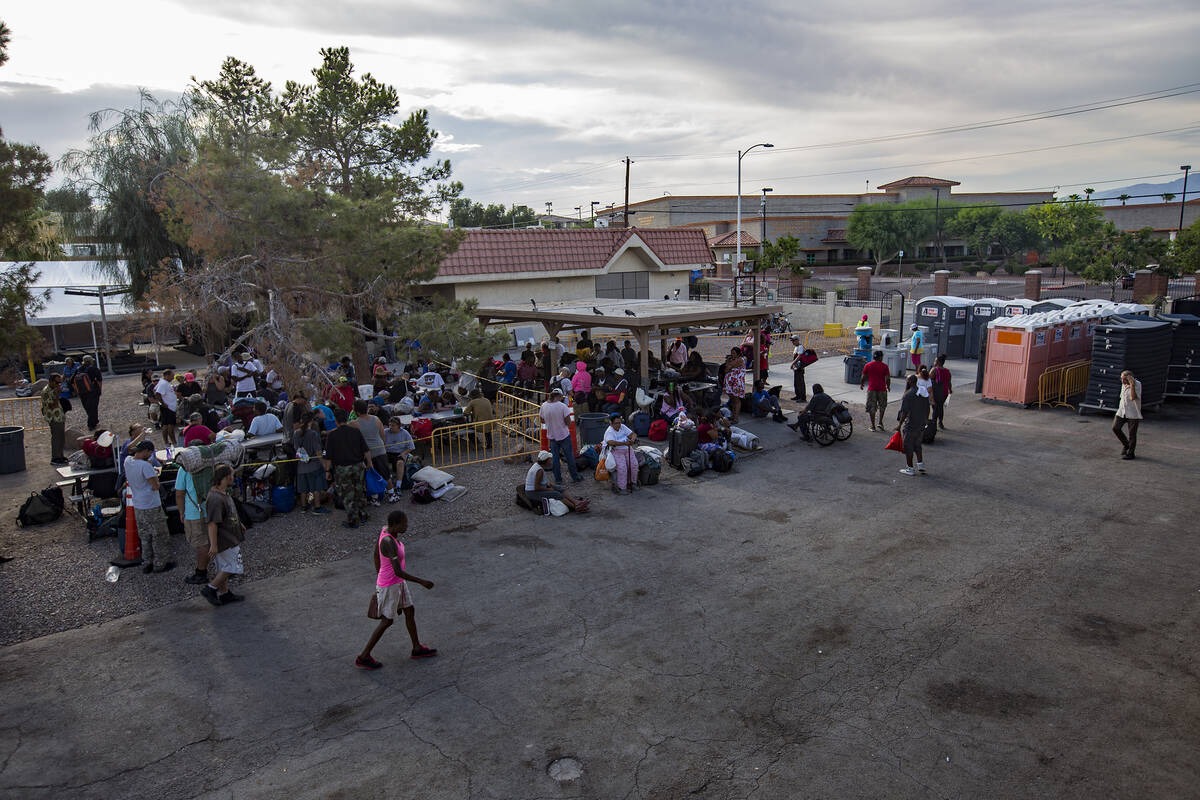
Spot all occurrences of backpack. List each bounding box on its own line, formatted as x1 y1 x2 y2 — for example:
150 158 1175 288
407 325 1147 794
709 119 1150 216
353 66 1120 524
73 371 95 395
832 404 852 425
922 419 937 444
631 411 651 437
17 487 65 527
710 449 734 473
648 419 668 441
411 480 435 504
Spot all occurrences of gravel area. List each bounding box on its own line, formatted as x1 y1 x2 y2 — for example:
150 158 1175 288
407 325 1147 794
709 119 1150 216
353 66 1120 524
0 359 775 646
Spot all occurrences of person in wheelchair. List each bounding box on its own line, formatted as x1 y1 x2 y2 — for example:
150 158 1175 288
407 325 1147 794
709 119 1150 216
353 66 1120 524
788 383 836 442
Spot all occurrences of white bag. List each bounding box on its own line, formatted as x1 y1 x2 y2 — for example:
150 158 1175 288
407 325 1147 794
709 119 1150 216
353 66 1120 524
547 498 569 516
728 425 761 450
603 446 617 471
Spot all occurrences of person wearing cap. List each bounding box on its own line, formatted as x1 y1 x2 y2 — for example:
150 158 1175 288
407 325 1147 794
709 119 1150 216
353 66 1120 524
666 337 689 370
80 428 117 468
74 355 104 429
907 324 924 372
40 373 68 465
125 440 175 573
178 371 202 398
602 368 629 414
602 412 639 494
788 334 808 402
525 451 585 511
231 352 261 398
539 388 582 484
182 412 215 446
330 375 357 413
153 369 180 447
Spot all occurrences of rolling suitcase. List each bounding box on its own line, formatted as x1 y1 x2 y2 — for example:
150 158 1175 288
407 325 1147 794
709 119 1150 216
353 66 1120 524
668 427 699 470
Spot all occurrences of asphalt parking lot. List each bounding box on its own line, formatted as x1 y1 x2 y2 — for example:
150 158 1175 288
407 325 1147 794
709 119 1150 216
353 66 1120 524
2 391 1198 799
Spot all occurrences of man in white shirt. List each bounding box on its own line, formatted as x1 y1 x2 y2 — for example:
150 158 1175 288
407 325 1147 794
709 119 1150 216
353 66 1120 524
414 370 445 393
247 402 284 437
539 388 582 484
124 441 174 573
265 367 283 392
231 352 260 397
154 369 180 447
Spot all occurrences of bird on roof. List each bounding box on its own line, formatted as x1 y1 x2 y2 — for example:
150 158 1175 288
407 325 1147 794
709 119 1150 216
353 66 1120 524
530 299 538 311
624 309 636 317
592 307 603 315
673 288 680 299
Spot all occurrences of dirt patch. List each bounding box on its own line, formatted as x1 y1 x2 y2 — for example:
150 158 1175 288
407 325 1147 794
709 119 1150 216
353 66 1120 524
927 678 1049 717
806 624 851 648
487 534 554 549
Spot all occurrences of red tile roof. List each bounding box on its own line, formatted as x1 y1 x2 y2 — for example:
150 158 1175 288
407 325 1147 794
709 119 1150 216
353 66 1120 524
437 228 712 277
876 176 961 190
707 230 760 247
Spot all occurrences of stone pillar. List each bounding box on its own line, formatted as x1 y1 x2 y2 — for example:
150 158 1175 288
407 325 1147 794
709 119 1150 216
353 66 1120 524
1023 269 1042 301
856 266 872 300
933 269 950 297
1194 270 1200 297
825 291 837 323
1131 269 1162 303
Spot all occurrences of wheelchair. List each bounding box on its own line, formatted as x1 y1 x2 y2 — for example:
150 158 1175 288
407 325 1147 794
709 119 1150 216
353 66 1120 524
806 405 854 447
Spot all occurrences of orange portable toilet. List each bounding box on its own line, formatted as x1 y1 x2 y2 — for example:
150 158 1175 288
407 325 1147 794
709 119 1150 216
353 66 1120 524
982 314 1053 405
1047 316 1071 366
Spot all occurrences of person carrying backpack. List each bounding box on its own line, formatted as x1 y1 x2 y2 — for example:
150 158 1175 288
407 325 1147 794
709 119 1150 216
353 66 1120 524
74 355 104 429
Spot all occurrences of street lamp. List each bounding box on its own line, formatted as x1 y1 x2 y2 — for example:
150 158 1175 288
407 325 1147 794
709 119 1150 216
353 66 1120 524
760 187 773 247
1181 165 1192 234
736 142 774 302
574 205 582 220
898 250 905 279
590 200 599 222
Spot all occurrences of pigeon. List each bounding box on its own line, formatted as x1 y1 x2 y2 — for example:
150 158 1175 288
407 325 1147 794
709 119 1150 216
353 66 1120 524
673 288 681 299
624 309 636 317
592 307 604 315
530 299 538 311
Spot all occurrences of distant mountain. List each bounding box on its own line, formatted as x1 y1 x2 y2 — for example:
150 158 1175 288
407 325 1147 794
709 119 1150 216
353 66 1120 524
1094 175 1196 206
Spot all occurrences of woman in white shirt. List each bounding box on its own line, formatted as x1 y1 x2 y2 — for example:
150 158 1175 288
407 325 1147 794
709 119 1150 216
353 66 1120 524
915 365 933 398
525 451 584 511
602 412 639 494
1113 370 1142 460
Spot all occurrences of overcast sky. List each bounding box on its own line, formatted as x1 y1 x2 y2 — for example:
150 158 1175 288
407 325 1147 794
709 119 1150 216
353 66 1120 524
3 0 1199 218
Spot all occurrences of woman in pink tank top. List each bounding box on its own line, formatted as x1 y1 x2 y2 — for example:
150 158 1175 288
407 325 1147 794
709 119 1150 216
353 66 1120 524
355 510 438 670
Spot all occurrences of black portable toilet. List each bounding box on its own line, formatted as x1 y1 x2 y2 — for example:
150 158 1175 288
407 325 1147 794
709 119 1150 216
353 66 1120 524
1033 298 1073 313
1002 299 1036 317
913 296 972 359
966 299 1006 359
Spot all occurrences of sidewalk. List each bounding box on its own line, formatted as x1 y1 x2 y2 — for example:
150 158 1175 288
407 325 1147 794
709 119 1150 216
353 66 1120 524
766 354 977 407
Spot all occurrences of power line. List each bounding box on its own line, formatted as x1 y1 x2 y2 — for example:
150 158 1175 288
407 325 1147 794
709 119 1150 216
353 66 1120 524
629 82 1200 163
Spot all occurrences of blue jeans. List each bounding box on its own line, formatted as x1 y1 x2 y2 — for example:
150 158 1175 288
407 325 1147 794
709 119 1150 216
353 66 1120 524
550 435 581 482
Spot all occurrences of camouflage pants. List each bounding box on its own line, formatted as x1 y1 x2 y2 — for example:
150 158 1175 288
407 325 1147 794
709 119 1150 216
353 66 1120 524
334 464 367 525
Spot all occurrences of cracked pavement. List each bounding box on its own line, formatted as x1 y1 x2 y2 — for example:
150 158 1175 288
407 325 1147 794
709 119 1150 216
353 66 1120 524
2 394 1198 799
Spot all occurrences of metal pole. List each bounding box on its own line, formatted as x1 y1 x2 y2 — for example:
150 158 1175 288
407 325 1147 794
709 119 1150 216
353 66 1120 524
935 187 944 265
1180 165 1192 234
736 150 742 307
90 320 99 366
624 157 632 227
98 286 115 376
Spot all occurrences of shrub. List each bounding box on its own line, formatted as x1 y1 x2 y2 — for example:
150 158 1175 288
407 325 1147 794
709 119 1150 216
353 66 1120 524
806 286 822 299
834 286 846 299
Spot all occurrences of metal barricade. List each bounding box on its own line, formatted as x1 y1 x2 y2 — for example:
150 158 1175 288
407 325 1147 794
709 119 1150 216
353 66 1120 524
0 397 46 432
1037 360 1091 409
429 410 541 469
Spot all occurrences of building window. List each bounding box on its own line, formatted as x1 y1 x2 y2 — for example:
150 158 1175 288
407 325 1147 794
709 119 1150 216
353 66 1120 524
595 272 649 299
804 252 816 265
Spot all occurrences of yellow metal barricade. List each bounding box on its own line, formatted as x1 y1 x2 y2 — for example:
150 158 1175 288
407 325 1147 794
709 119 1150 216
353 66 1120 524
429 410 541 469
0 397 46 432
804 329 857 356
1057 361 1092 409
1037 365 1067 408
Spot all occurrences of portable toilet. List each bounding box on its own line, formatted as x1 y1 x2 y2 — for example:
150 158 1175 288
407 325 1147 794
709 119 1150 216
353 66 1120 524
967 299 1006 359
1002 299 1036 317
1033 298 1074 314
914 296 972 359
1046 311 1072 366
982 314 1054 406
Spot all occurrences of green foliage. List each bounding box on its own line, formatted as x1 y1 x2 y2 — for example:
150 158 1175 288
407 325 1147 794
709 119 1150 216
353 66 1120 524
0 130 54 259
0 263 48 365
846 200 937 274
834 285 846 299
449 198 537 228
1003 260 1029 276
756 235 801 285
806 286 822 299
1169 217 1200 275
43 185 93 213
389 298 510 366
1069 224 1169 297
0 19 10 67
60 91 201 296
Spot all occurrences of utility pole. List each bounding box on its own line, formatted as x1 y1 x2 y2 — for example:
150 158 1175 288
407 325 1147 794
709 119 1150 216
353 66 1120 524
934 187 945 266
760 187 773 249
1181 165 1192 235
624 157 632 227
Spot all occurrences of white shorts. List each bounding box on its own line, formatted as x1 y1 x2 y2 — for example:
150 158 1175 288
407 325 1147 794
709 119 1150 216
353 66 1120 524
213 546 244 575
375 581 412 619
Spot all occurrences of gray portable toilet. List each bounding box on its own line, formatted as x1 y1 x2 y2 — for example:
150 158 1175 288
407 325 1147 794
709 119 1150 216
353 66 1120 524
1002 298 1036 317
913 296 972 359
966 299 1006 359
1032 298 1074 313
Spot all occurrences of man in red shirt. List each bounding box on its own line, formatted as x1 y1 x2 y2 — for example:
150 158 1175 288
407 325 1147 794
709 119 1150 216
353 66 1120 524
331 376 357 413
859 350 892 432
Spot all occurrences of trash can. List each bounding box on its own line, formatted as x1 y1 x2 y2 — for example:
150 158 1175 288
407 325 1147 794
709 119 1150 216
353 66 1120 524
578 413 609 445
883 347 907 377
843 355 866 385
0 426 26 474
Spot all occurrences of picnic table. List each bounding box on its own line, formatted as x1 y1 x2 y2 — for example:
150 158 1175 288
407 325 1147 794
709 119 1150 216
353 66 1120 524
55 464 117 513
419 410 466 427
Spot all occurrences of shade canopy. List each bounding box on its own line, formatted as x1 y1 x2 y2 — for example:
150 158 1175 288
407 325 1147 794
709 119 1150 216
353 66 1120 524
2 261 131 326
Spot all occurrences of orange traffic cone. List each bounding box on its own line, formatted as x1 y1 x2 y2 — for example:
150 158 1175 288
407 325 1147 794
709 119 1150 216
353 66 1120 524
111 486 142 567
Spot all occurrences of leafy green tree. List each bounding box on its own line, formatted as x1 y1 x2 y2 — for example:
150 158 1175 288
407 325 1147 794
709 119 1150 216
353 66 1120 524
846 200 936 274
755 234 801 289
1162 193 1176 203
0 263 49 374
60 91 201 296
1067 224 1167 299
0 19 10 67
0 133 54 260
450 198 537 228
1026 197 1104 273
1118 194 1131 206
1169 217 1200 276
43 186 92 213
945 204 1003 260
388 298 510 367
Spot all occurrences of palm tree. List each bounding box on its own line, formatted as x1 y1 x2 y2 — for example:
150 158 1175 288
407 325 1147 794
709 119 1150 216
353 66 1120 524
1118 194 1130 206
1162 193 1176 203
1084 187 1095 203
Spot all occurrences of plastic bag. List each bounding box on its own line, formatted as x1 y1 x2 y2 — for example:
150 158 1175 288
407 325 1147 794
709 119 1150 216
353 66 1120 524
364 468 388 496
885 431 905 453
547 498 569 516
595 461 610 481
603 446 617 472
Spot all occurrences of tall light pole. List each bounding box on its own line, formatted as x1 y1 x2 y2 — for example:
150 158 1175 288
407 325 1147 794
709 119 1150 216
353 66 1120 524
760 187 773 248
736 142 774 300
574 205 582 221
934 186 944 265
1181 165 1192 234
590 200 599 223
